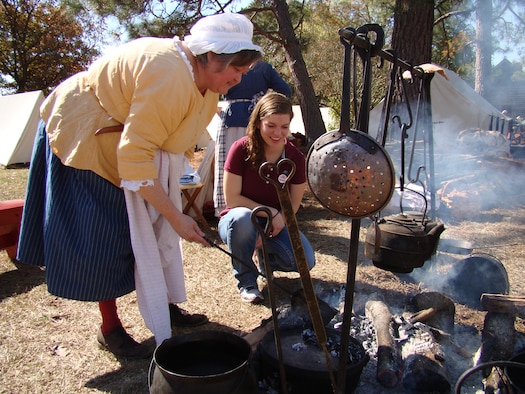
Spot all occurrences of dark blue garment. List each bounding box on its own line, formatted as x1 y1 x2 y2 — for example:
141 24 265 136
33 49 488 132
223 62 291 127
17 121 135 301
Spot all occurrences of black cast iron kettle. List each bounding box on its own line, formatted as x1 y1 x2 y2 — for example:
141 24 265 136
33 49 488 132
364 196 445 273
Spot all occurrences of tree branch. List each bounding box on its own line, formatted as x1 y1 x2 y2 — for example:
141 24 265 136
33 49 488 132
434 9 473 26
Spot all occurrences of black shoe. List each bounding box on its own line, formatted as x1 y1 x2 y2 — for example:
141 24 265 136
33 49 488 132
97 326 152 359
169 304 209 327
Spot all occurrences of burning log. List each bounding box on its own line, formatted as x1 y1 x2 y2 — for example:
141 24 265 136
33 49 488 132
365 294 400 388
399 322 451 393
476 294 518 366
405 292 455 333
396 292 455 393
474 311 515 393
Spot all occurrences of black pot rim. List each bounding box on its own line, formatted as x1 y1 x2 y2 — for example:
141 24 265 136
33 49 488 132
153 330 251 380
258 326 369 378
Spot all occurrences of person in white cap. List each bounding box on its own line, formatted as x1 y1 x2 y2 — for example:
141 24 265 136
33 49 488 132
17 13 262 358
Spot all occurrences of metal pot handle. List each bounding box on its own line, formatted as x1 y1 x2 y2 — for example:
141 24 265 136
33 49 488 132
454 360 525 393
259 158 296 189
397 186 429 223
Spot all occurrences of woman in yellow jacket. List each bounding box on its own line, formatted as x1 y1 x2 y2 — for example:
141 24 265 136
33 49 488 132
17 13 262 358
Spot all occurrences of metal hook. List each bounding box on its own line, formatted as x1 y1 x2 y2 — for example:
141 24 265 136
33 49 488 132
250 206 273 239
399 75 414 129
410 165 426 185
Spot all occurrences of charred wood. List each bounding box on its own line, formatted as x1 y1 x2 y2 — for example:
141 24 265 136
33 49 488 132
243 317 274 353
483 366 513 394
365 295 400 388
290 288 338 328
474 312 515 376
400 325 451 393
481 293 525 319
405 292 455 333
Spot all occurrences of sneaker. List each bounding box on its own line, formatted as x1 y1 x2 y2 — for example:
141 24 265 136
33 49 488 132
97 326 153 359
240 287 264 304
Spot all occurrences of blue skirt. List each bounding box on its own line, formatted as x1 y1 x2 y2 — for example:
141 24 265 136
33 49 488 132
17 121 135 301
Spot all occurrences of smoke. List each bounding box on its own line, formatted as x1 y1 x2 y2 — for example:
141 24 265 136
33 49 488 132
382 121 525 220
380 117 521 306
396 250 510 310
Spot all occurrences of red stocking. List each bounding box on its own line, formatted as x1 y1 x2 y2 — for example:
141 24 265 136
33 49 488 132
98 299 122 335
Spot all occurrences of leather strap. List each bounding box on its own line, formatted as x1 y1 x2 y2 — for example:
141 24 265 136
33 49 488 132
95 125 124 135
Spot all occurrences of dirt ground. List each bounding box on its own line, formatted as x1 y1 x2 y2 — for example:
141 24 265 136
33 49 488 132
1 149 525 393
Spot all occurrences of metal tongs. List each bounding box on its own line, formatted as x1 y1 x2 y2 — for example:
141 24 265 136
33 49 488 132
259 158 337 393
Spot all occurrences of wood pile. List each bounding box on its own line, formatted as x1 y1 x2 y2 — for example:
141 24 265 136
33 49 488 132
366 292 457 392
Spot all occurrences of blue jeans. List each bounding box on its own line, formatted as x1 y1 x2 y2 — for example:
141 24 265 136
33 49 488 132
218 207 316 290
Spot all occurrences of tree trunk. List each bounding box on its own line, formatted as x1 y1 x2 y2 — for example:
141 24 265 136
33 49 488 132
271 0 326 145
475 0 492 97
390 0 435 130
391 0 434 66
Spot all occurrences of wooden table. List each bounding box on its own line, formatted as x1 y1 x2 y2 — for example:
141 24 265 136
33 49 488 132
180 182 211 233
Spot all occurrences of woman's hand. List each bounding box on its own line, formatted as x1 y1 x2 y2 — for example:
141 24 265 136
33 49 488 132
173 214 209 246
269 211 285 237
137 180 210 247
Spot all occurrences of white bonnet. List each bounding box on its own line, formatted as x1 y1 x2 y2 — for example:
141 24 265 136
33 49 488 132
184 13 262 56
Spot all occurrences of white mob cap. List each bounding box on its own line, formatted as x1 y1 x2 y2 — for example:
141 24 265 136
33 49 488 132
184 13 262 56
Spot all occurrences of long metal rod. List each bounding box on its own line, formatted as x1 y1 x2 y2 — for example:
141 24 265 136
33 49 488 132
203 235 295 298
335 27 379 394
421 74 437 219
251 206 289 394
336 219 360 394
377 50 398 146
260 160 337 393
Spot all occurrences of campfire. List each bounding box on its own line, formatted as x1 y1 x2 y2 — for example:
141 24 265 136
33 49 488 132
241 286 525 394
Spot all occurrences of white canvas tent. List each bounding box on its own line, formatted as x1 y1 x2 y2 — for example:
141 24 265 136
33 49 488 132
0 90 44 166
368 67 509 143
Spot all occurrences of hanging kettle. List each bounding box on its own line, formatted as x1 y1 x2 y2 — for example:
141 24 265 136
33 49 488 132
364 193 445 273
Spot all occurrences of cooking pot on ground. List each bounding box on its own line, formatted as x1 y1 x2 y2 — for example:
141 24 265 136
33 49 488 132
258 326 369 393
506 352 525 393
444 253 509 309
150 330 254 394
365 211 445 273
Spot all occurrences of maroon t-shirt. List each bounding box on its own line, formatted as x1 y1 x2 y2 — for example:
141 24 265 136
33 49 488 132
220 136 306 217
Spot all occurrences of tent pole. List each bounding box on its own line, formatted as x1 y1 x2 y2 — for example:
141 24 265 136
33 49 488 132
420 73 436 219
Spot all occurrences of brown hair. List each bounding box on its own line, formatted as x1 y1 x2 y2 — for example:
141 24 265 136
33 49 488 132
246 92 294 168
196 50 262 70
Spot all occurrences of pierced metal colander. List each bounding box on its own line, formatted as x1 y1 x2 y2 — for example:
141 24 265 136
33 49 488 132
306 129 395 218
